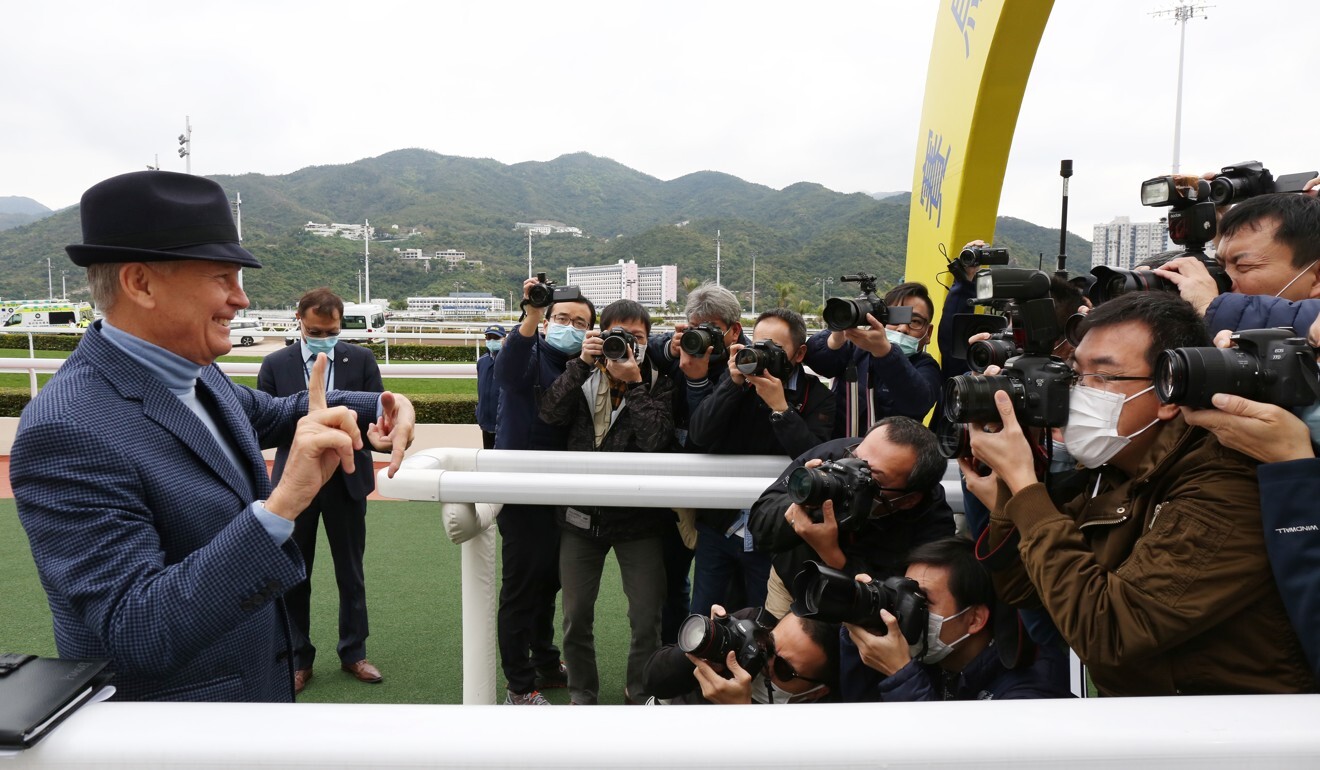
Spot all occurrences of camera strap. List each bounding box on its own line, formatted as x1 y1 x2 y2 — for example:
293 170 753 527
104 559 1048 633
973 523 1021 572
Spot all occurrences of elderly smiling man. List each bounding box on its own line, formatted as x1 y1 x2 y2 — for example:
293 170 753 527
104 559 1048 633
11 171 415 702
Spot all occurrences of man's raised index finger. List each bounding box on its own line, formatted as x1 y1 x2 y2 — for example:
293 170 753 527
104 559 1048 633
308 352 328 411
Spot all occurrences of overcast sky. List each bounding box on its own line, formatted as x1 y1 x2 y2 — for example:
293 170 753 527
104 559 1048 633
4 1 1318 239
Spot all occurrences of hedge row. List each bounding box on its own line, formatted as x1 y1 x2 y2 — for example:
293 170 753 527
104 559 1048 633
0 333 82 352
362 344 477 362
0 388 478 423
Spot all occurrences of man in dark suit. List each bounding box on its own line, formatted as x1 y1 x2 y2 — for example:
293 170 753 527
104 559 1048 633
11 171 415 702
258 288 385 693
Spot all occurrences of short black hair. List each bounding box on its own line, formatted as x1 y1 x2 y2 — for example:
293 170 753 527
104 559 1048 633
867 416 944 495
1048 273 1086 331
905 537 995 612
754 308 807 348
1218 193 1320 269
884 281 934 322
297 287 345 320
1075 291 1209 372
599 299 650 334
796 616 840 689
549 296 597 330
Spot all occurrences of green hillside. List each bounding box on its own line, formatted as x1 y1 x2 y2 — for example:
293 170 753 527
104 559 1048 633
0 149 1091 311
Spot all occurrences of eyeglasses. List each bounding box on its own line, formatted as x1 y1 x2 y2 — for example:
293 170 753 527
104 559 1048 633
303 328 340 339
549 314 590 331
903 315 931 334
1070 371 1154 389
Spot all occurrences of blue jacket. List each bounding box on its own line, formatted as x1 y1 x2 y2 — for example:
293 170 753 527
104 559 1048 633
1259 457 1320 680
493 326 574 451
1203 293 1320 336
11 321 380 702
475 351 500 433
804 330 942 438
838 635 1071 702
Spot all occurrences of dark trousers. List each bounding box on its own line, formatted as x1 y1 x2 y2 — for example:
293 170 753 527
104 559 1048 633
689 522 771 617
286 477 369 669
482 430 496 449
660 524 695 644
497 504 562 694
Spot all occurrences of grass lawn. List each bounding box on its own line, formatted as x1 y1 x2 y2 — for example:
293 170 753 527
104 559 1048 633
1 501 637 705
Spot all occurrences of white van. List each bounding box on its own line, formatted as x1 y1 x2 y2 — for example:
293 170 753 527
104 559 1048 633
228 317 263 347
340 303 387 344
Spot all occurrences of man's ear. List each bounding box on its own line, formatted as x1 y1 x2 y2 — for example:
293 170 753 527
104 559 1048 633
793 344 807 365
118 263 156 309
1156 399 1181 422
966 604 992 636
1306 261 1320 299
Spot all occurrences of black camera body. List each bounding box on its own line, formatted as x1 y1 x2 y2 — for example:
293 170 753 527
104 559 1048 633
791 561 929 642
527 272 585 309
1208 161 1318 206
967 331 1020 373
957 245 1010 270
1155 328 1320 409
823 273 913 332
680 322 728 358
786 457 876 531
1089 250 1232 306
735 340 792 379
599 327 637 361
677 613 771 674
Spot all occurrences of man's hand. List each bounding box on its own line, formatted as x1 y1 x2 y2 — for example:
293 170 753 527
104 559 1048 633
266 353 363 519
368 391 417 477
1182 394 1315 463
672 322 714 381
746 370 789 413
957 455 1002 509
845 594 912 677
605 342 643 384
579 330 603 365
839 313 892 357
967 390 1038 494
688 651 753 704
1150 256 1220 317
1304 175 1320 197
785 500 845 569
726 343 747 386
959 239 987 282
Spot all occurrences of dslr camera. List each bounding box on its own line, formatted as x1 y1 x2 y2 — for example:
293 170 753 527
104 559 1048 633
966 329 1019 373
735 340 791 379
680 322 728 358
1155 328 1320 409
599 327 637 361
786 457 876 531
791 561 929 642
942 265 1073 430
677 613 772 673
823 273 913 332
956 245 1010 271
1207 161 1317 207
526 272 585 309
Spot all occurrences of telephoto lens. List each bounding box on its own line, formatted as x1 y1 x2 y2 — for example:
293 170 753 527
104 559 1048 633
942 373 1019 424
1155 329 1320 409
676 614 771 673
790 561 929 643
822 296 875 332
966 337 1019 373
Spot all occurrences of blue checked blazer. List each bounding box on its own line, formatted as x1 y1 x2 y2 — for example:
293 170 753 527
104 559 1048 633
11 321 380 702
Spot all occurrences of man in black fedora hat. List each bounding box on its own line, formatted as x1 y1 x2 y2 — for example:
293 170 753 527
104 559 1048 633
11 170 416 702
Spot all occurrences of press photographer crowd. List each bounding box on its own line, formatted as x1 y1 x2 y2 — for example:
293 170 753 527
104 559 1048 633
10 164 1319 711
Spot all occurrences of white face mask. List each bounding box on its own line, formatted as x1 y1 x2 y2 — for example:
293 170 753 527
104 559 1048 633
1063 385 1159 469
915 606 971 664
749 673 827 704
1274 260 1319 298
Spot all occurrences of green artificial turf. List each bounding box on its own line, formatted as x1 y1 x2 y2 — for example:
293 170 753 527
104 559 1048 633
1 500 638 705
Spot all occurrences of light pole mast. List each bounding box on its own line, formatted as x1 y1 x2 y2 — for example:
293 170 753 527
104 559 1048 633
1153 4 1211 174
527 229 533 279
177 116 192 175
751 253 757 314
715 230 722 286
46 256 53 299
363 219 371 305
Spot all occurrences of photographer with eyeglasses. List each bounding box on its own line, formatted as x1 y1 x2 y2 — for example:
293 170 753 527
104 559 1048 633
966 292 1314 695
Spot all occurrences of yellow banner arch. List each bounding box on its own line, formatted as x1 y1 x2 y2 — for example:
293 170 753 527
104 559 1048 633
903 1 1055 362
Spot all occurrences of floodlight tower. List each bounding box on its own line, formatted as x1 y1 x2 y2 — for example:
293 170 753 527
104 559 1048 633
1152 4 1212 174
177 116 192 175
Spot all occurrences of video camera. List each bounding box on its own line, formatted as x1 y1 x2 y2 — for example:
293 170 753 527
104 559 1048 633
1155 328 1320 409
734 339 792 379
1207 161 1317 207
599 327 638 361
677 613 772 674
790 561 929 642
822 273 913 332
785 457 876 531
956 245 1010 271
680 322 728 358
526 272 585 309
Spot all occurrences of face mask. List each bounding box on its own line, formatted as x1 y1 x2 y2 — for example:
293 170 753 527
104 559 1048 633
886 328 922 356
545 323 585 355
305 336 337 356
1300 402 1320 447
1274 260 1319 298
634 343 647 366
1063 385 1159 469
749 673 827 704
917 606 971 665
486 340 502 353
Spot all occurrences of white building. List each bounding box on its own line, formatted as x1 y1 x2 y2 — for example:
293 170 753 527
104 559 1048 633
1091 217 1171 270
405 293 506 318
566 259 677 309
303 221 371 240
515 221 583 237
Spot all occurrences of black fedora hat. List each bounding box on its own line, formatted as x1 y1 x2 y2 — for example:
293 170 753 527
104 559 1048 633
65 170 262 268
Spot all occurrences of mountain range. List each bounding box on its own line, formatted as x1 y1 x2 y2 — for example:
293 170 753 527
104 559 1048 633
0 149 1092 310
0 196 54 232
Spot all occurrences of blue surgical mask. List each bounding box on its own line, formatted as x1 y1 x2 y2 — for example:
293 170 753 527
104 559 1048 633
306 336 338 356
486 340 502 353
545 323 585 355
886 329 922 356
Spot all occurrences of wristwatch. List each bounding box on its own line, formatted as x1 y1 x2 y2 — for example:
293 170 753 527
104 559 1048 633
768 408 789 423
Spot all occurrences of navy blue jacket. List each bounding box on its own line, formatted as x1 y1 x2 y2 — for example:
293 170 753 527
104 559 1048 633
493 326 575 451
1259 457 1320 680
475 351 500 433
1203 293 1320 336
804 331 941 438
648 330 751 447
838 635 1071 702
937 272 980 382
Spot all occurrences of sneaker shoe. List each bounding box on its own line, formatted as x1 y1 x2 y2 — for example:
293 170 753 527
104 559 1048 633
504 689 551 705
534 661 569 690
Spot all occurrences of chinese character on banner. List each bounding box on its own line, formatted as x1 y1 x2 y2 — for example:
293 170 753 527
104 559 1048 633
921 129 952 228
951 0 980 58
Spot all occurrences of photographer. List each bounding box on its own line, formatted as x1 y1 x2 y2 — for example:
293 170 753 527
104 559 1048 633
642 605 838 704
966 291 1314 695
805 281 941 438
1151 193 1320 334
539 299 676 705
840 538 1070 702
748 416 955 619
1178 315 1320 678
685 309 835 617
493 275 596 705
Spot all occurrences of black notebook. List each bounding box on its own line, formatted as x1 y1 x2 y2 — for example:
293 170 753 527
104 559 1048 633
0 655 112 750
